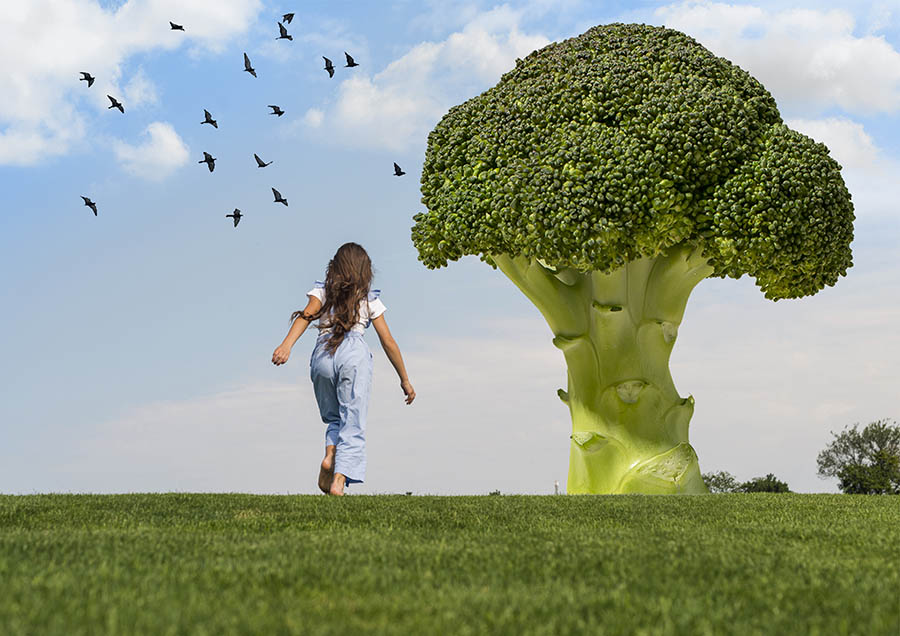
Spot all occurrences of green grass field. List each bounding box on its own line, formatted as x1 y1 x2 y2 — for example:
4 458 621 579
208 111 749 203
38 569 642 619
1 494 897 635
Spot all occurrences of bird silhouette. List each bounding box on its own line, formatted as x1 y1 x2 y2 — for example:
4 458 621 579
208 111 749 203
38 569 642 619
200 152 216 172
243 53 257 77
254 154 273 168
344 52 359 67
272 188 288 206
323 56 335 78
226 208 242 227
268 105 284 117
277 22 292 41
282 12 294 24
79 72 95 87
393 162 406 176
202 109 218 128
81 196 98 216
107 95 124 113
170 22 184 31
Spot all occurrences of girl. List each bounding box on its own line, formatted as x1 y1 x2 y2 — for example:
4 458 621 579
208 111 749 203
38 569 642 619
271 242 415 496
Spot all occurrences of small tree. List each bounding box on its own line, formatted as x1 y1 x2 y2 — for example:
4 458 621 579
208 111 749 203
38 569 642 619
817 419 900 494
837 450 900 495
702 471 739 493
738 473 790 493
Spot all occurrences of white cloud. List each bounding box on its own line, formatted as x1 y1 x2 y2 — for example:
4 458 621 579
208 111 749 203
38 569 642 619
122 68 159 109
656 1 900 115
303 108 324 128
0 108 86 165
0 0 262 165
302 5 550 151
112 121 189 180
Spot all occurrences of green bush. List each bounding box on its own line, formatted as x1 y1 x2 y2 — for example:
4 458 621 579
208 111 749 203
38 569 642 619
818 419 900 494
738 473 791 493
702 470 740 493
838 450 900 495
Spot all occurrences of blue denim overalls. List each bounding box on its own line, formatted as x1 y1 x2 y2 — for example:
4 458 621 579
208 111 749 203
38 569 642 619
308 287 381 485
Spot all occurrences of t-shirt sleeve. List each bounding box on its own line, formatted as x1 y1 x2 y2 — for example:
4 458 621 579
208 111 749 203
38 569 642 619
367 289 386 319
306 280 325 303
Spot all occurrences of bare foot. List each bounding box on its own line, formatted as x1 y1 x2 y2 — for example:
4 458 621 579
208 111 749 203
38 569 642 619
329 472 346 496
318 446 335 494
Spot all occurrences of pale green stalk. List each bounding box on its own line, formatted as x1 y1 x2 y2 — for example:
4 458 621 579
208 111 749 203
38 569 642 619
492 242 713 494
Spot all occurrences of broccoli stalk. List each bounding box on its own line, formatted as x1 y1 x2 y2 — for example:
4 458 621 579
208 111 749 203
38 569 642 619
492 244 712 493
411 23 855 494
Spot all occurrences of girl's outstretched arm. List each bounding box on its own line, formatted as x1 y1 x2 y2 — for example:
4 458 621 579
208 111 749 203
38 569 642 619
272 296 322 366
371 314 415 404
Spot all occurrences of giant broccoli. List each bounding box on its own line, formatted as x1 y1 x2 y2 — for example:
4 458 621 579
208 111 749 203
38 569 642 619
411 23 855 494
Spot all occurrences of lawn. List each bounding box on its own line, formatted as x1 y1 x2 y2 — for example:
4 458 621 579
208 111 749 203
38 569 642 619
0 494 897 635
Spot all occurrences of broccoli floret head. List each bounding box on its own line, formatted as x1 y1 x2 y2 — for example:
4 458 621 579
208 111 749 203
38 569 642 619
411 22 855 300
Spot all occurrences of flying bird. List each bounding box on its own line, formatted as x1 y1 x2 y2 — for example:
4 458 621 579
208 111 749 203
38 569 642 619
254 153 273 168
107 95 124 113
282 12 294 24
170 22 184 31
202 109 217 128
81 196 98 216
200 152 216 172
226 208 242 227
323 56 335 78
267 104 284 117
272 188 288 206
344 52 359 67
277 22 292 41
79 72 95 87
243 52 257 77
393 162 406 176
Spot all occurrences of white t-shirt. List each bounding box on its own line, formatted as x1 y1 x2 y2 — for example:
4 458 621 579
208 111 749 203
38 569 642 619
306 281 386 334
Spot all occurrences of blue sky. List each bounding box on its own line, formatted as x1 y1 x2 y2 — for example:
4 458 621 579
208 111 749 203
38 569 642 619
1 0 898 495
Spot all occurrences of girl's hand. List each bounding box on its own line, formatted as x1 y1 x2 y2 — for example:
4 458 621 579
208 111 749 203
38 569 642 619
272 344 291 366
401 379 416 405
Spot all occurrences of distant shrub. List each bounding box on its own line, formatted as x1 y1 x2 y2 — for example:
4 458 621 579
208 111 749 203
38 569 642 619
818 419 900 494
738 474 791 493
702 471 740 493
489 490 501 496
837 450 900 495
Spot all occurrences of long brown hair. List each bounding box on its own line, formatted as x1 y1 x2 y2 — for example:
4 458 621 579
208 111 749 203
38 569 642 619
292 242 374 354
